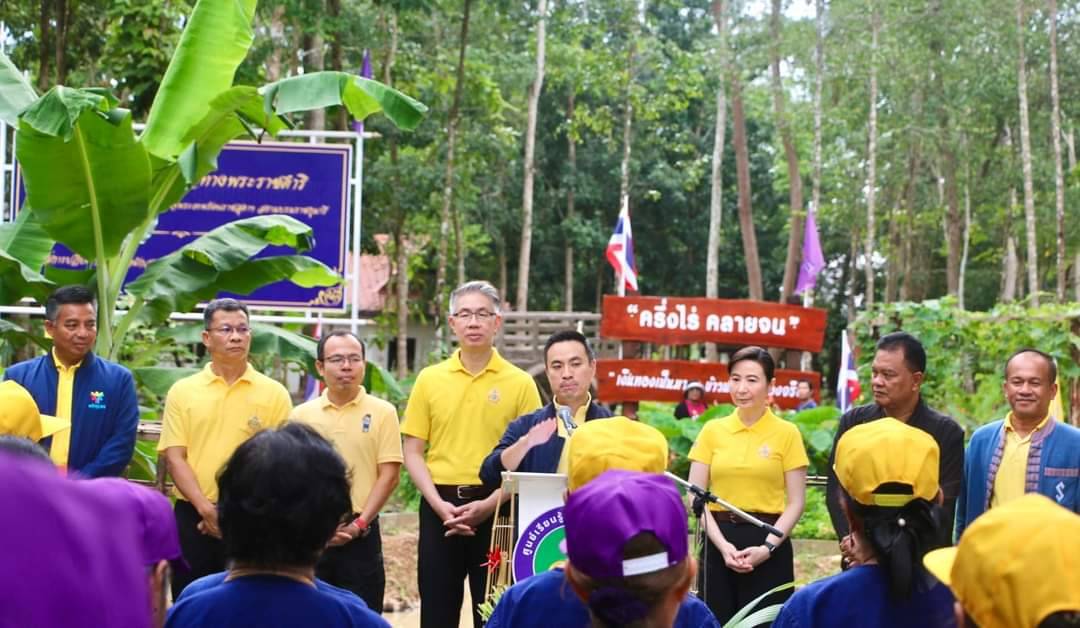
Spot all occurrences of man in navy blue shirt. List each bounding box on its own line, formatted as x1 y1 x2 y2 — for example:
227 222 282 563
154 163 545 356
165 423 387 628
480 330 612 486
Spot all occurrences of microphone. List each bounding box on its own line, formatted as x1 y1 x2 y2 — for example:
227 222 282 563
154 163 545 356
556 406 576 437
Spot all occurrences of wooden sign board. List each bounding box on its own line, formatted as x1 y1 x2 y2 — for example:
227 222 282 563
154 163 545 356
596 359 822 411
600 295 828 352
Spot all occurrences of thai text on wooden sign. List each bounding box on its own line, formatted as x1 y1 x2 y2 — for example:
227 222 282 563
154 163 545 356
596 359 821 410
600 295 828 352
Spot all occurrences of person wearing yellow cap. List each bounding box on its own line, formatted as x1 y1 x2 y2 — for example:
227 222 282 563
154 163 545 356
486 417 720 628
4 285 140 477
956 348 1080 539
688 346 809 624
0 380 68 444
924 494 1080 628
773 418 957 627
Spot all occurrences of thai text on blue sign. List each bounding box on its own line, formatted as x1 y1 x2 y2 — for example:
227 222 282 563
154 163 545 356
15 141 352 310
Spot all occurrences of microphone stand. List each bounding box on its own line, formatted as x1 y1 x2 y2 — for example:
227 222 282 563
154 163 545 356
664 471 784 538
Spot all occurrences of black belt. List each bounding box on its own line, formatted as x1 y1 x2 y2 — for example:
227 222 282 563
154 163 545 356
711 511 780 525
435 484 493 501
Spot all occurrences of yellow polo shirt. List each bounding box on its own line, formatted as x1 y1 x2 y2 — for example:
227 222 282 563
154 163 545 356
291 388 404 514
688 409 809 513
991 412 1051 508
158 363 292 502
402 349 542 485
49 350 81 468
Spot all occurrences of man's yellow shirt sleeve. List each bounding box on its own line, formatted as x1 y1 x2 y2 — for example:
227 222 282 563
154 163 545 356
158 385 187 451
377 406 405 464
516 377 543 417
401 373 431 440
267 383 292 427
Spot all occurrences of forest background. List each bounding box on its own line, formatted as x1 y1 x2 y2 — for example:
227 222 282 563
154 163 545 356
3 0 1080 401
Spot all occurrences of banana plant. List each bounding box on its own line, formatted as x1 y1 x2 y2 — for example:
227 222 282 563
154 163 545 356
0 0 428 360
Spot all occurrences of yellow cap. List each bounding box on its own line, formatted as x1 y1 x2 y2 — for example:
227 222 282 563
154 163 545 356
834 418 939 507
924 494 1080 628
0 381 68 441
567 416 668 491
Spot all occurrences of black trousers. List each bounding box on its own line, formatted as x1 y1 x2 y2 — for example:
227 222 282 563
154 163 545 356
698 516 795 625
172 500 226 599
316 518 386 613
418 496 495 628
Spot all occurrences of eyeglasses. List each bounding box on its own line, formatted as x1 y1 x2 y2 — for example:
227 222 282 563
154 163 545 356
451 310 496 322
209 325 251 337
323 354 365 365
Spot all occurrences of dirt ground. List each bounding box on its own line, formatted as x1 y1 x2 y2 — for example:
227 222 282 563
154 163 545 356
379 515 841 627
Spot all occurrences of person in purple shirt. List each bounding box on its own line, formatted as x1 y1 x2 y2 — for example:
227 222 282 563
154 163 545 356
0 451 151 628
165 422 387 628
774 419 956 628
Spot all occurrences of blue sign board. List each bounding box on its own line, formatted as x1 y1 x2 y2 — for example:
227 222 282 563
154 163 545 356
14 141 352 310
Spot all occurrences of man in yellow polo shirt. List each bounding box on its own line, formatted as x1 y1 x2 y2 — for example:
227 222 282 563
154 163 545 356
158 298 292 597
402 280 542 628
291 330 402 613
956 348 1080 537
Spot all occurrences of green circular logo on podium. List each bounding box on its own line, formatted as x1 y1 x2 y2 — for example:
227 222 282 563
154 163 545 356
511 507 566 581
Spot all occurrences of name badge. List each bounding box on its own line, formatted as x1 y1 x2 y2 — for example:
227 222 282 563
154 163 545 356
362 414 372 433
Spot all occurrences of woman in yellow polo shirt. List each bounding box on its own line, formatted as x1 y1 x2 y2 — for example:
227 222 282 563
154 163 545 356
688 346 808 623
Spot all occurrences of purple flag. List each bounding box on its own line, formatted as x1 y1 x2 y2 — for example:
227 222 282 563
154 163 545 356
351 49 373 135
794 207 825 295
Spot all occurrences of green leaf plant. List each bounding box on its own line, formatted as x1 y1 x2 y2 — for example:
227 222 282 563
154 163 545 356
0 0 428 362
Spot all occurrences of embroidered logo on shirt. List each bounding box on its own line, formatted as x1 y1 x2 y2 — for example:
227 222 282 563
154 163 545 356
362 414 372 433
248 416 263 431
87 391 106 410
758 444 771 459
488 388 501 404
1057 481 1067 503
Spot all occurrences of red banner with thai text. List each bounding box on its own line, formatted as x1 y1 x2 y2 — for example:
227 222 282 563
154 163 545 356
600 296 828 352
596 359 821 410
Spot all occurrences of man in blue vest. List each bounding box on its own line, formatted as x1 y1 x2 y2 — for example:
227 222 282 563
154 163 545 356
4 285 138 477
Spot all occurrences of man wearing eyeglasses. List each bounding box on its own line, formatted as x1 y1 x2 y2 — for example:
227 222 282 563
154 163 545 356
158 297 292 597
289 330 402 613
402 280 543 628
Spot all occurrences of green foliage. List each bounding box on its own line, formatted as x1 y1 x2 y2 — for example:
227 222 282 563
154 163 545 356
785 405 841 476
792 487 836 541
855 299 1079 432
724 582 794 628
637 401 734 479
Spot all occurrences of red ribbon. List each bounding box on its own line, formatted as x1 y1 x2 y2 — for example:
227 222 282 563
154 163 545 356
482 547 502 572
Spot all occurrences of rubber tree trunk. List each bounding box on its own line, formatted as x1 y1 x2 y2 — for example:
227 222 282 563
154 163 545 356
1016 0 1039 305
516 0 548 312
435 0 473 325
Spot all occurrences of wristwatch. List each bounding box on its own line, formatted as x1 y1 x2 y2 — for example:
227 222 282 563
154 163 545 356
763 540 777 554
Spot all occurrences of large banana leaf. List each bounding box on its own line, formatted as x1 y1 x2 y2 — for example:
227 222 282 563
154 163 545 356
16 96 152 261
0 318 51 352
262 73 428 132
0 51 37 126
0 210 56 304
125 215 341 320
132 366 201 398
141 0 258 160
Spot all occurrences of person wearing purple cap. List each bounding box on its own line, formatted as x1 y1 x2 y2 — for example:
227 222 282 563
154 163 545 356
563 470 699 627
0 451 151 628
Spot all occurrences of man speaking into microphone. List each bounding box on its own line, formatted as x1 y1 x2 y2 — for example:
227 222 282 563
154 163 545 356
481 330 613 484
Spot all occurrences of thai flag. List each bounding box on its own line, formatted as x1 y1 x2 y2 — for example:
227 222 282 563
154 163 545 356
837 330 861 413
605 206 638 292
304 318 324 402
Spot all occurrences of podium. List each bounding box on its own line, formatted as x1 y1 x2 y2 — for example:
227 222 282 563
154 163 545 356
485 471 569 598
